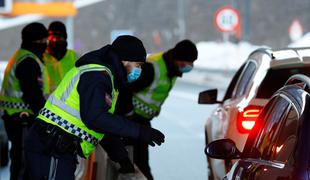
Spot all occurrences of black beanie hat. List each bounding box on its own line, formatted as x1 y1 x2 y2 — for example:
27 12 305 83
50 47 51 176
111 35 146 62
22 22 47 43
172 39 198 62
48 21 67 39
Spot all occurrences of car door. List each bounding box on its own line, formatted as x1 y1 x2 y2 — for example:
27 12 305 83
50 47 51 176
229 96 299 180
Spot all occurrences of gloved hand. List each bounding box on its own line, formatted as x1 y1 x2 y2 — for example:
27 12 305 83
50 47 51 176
118 157 135 174
138 125 165 146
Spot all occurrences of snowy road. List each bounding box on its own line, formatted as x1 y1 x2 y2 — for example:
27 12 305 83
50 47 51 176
150 79 226 180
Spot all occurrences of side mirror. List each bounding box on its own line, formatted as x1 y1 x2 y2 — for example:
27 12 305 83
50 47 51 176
205 139 241 159
198 89 222 104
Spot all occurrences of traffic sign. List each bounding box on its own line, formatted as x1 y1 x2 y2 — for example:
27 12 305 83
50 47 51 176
214 6 240 33
0 0 12 13
289 18 303 42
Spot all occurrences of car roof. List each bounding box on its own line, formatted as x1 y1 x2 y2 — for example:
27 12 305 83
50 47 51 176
247 47 310 69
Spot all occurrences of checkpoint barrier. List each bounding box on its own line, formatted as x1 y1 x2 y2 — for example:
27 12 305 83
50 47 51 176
76 145 147 180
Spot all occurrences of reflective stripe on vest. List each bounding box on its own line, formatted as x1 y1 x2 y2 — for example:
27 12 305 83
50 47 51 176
0 49 50 115
0 99 29 110
133 53 177 119
38 64 118 157
39 108 99 145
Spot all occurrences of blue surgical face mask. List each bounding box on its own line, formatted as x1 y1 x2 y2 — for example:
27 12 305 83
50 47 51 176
179 65 193 73
127 67 142 83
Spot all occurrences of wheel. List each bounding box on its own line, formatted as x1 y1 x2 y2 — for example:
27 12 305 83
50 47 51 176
0 141 9 167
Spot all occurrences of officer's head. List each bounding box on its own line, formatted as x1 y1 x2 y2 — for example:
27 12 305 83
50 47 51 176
112 35 146 83
21 22 48 58
170 39 198 73
47 21 68 60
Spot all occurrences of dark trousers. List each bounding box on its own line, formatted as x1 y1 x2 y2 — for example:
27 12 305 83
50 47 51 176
3 113 31 180
131 114 153 180
25 124 78 180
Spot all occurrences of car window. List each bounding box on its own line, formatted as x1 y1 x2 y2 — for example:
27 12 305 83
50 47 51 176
256 66 310 98
223 63 246 101
252 96 290 160
233 61 257 98
270 106 298 163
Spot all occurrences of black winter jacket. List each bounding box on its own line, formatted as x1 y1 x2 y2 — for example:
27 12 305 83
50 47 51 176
75 45 140 139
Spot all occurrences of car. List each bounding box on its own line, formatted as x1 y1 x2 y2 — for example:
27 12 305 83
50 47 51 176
198 47 310 179
205 74 310 180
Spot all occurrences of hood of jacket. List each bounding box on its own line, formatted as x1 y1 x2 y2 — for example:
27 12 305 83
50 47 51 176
75 45 127 89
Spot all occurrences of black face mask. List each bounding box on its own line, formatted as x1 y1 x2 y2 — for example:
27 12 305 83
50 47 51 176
27 42 47 59
48 40 68 60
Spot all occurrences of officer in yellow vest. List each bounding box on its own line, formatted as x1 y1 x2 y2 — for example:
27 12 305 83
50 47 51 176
0 22 49 180
120 39 198 180
43 21 78 91
25 35 165 180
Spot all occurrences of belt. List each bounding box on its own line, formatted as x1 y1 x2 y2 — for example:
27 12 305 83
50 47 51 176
39 108 100 146
33 119 84 156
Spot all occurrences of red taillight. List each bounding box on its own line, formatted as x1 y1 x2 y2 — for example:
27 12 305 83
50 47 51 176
237 106 262 133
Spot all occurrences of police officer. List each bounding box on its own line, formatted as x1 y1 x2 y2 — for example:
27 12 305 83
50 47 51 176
123 39 198 180
43 21 78 91
25 35 165 180
0 22 49 180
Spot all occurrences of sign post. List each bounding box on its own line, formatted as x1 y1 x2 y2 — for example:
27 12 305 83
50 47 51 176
214 6 240 42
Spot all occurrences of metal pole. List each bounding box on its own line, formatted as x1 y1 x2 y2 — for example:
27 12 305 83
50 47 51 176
243 0 251 41
65 17 74 49
177 0 186 40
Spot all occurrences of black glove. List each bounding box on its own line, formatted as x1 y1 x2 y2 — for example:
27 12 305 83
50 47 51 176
138 125 165 146
118 157 135 174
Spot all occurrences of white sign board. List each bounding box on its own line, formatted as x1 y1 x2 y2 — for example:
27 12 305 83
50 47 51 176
289 19 303 42
214 6 240 33
0 0 12 13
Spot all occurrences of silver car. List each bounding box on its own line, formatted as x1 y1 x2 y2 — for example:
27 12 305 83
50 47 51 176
199 47 310 179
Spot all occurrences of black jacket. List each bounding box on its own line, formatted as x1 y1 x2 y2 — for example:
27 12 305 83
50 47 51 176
14 43 47 116
75 45 140 139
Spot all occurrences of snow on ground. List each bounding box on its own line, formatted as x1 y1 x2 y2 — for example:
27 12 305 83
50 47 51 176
194 41 261 70
194 31 310 71
288 32 310 47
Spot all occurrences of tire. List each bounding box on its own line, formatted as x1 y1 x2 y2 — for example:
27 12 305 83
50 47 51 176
0 141 9 167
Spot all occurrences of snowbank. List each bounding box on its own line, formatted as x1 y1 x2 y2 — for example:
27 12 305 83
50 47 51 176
195 31 310 71
195 41 259 70
288 32 310 47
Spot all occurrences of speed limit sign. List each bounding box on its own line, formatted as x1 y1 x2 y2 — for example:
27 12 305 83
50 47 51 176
214 6 240 33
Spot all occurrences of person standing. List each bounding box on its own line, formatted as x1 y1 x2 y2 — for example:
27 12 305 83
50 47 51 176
25 35 165 180
0 22 50 180
43 21 77 91
125 39 198 180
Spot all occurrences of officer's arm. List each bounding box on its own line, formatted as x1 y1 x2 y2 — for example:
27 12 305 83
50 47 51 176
78 71 140 138
15 58 46 115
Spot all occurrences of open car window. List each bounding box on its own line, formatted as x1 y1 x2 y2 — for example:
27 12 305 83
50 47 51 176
256 66 310 99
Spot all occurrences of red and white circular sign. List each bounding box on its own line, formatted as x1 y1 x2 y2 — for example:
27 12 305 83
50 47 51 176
214 6 240 33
